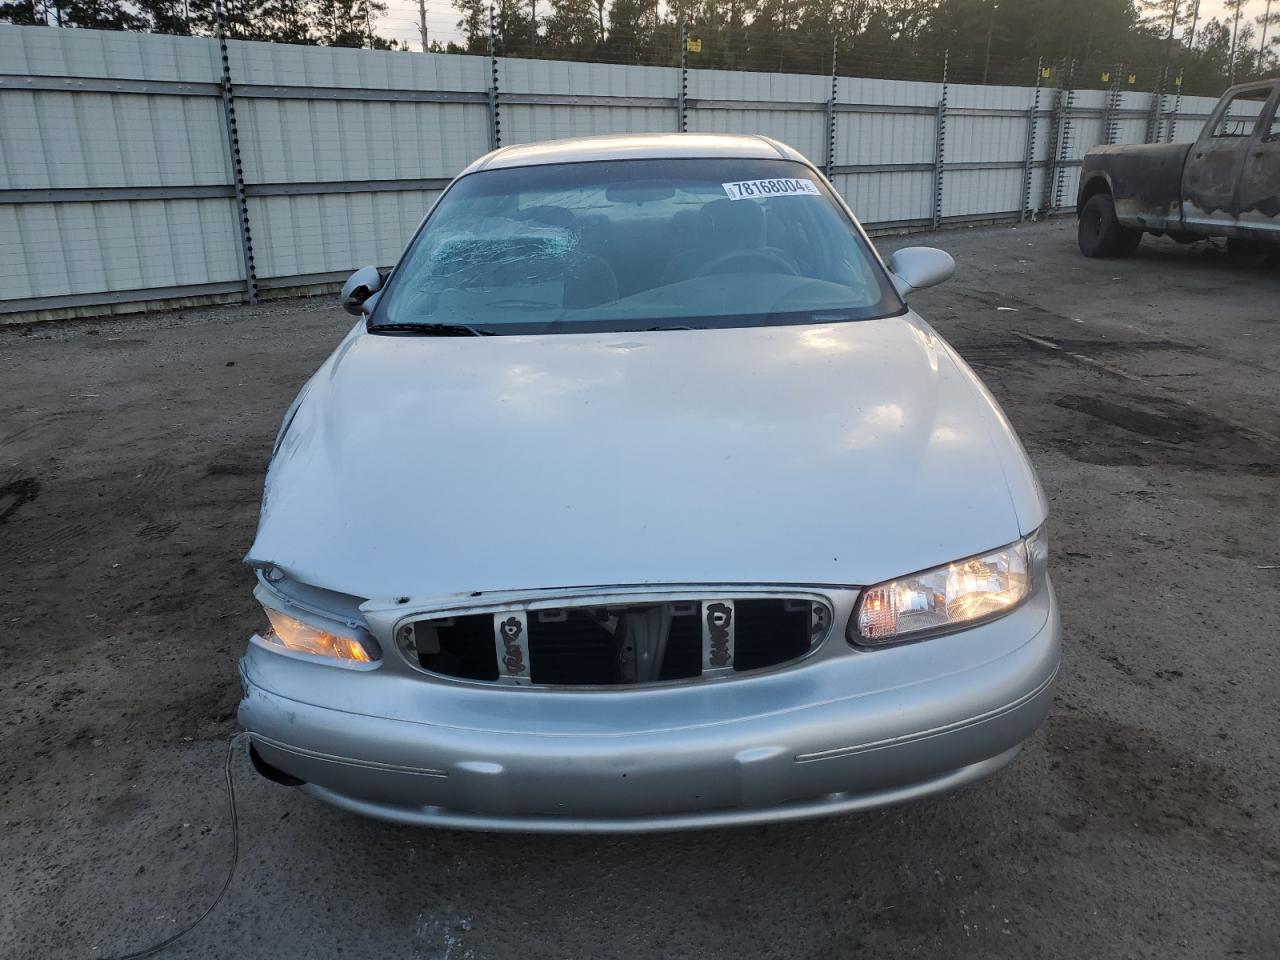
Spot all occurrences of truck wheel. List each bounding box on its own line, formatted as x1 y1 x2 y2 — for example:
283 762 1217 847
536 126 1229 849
1078 193 1140 258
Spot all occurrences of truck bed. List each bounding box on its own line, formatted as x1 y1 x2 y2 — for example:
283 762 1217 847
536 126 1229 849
1079 142 1193 231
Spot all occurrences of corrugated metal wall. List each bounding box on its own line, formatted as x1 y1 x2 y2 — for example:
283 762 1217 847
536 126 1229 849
228 43 491 283
0 28 240 306
0 23 1227 322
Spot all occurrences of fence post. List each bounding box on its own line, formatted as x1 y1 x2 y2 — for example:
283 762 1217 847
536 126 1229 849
487 5 501 150
1039 62 1059 214
213 0 257 305
1020 57 1043 221
1102 63 1123 145
678 22 688 132
825 34 838 178
1052 59 1077 212
1040 59 1074 215
1165 69 1183 143
931 48 949 230
1144 67 1165 144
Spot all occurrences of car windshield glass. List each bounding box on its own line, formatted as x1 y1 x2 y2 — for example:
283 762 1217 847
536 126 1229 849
371 158 903 335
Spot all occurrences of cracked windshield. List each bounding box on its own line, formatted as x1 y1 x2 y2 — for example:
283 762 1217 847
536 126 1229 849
375 157 901 333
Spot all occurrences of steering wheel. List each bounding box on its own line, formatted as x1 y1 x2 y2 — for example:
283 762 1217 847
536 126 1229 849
694 249 798 278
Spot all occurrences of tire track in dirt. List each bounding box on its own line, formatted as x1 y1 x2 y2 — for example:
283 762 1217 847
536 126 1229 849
6 520 90 563
0 478 39 525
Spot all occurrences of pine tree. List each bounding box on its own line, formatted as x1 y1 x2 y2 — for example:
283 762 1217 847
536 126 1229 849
189 0 261 39
136 0 192 34
452 0 490 52
259 0 314 42
0 0 43 24
1258 0 1279 71
1223 0 1253 82
62 0 145 29
494 0 535 53
600 0 656 62
683 0 758 69
312 0 387 47
747 0 811 73
544 0 600 54
360 0 389 46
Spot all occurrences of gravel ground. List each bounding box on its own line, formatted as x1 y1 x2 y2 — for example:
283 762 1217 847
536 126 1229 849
2 219 1277 960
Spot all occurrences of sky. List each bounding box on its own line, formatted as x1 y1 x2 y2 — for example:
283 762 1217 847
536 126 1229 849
372 0 1256 56
378 0 466 50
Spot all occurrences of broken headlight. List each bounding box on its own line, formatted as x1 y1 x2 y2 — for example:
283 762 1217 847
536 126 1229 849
850 528 1047 645
258 604 380 665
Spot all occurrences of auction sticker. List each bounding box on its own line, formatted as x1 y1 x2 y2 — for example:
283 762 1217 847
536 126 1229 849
721 178 821 201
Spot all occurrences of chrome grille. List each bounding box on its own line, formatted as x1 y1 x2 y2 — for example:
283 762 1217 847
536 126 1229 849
402 595 830 687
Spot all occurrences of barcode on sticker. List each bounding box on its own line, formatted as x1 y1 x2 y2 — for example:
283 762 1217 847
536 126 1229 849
722 178 821 201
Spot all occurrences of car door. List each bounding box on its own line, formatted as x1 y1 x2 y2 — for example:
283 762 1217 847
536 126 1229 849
1181 84 1274 235
1235 83 1280 241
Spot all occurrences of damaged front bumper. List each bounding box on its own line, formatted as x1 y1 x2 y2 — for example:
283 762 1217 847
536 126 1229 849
238 583 1060 833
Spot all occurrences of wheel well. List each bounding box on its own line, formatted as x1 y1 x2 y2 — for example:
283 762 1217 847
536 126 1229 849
1077 176 1112 216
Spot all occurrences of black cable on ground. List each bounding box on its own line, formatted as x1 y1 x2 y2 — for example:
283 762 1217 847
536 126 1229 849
101 732 246 960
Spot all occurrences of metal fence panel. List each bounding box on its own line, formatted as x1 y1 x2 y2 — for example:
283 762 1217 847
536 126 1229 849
1162 92 1222 142
503 57 679 99
0 24 221 81
249 190 441 280
219 40 492 287
0 197 241 299
0 90 229 189
0 24 1238 321
675 69 827 171
943 168 1025 218
841 76 940 108
835 170 934 226
945 114 1027 164
836 112 936 166
687 107 827 164
228 41 490 92
233 98 489 183
504 104 678 143
948 82 1035 109
692 68 830 104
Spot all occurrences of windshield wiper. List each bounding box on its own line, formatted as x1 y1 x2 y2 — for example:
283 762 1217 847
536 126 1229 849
369 322 494 337
645 324 704 331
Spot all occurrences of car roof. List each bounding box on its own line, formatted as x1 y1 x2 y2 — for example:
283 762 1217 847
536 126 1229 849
462 133 810 175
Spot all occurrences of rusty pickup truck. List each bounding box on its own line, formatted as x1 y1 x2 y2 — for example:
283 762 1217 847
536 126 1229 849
1077 79 1280 257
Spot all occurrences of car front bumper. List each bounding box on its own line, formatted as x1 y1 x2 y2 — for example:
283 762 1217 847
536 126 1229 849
238 583 1060 833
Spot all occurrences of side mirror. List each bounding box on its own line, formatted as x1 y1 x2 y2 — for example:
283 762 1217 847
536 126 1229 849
887 247 955 298
340 265 384 316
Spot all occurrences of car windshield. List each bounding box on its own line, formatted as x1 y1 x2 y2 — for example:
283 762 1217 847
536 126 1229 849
371 157 903 335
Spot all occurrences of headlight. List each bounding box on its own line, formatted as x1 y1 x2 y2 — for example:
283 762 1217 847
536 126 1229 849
259 605 380 664
850 528 1047 645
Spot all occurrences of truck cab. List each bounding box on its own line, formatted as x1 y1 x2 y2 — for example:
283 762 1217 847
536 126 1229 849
1077 79 1280 257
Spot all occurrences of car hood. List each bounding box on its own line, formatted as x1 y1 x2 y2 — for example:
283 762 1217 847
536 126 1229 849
248 314 1045 601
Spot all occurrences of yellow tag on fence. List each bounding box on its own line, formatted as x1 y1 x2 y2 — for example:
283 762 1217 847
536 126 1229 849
1102 71 1111 82
1041 67 1052 79
1128 73 1137 84
686 37 702 53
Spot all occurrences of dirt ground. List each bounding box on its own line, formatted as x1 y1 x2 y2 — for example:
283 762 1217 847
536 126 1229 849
2 219 1278 960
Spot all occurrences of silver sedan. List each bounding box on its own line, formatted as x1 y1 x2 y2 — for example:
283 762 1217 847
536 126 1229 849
238 133 1060 832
